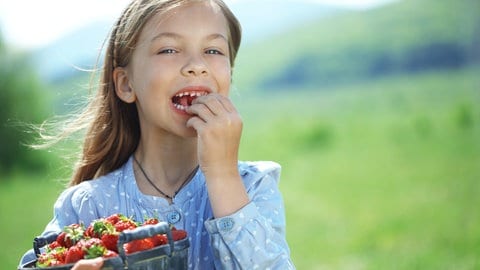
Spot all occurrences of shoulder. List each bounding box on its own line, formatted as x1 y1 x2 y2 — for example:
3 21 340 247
54 167 125 214
238 161 282 191
66 169 121 196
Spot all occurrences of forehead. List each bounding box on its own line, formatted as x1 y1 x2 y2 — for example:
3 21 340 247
139 1 229 42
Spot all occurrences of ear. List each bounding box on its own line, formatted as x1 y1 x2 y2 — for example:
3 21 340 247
113 67 136 103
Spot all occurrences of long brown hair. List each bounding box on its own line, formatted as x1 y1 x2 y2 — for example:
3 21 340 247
41 0 242 186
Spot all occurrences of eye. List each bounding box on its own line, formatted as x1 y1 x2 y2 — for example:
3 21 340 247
205 49 224 55
158 48 177 54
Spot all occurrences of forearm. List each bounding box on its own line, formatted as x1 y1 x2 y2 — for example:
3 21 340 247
204 167 250 218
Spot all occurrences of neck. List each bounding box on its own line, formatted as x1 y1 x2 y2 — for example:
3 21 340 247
134 133 198 195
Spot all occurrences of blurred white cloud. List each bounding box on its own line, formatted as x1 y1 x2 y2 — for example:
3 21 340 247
0 0 130 48
0 0 395 49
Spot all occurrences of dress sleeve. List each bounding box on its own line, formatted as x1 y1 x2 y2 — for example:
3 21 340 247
42 184 99 235
19 183 101 267
204 161 296 269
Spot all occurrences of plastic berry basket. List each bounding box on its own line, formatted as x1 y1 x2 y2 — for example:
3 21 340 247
19 222 190 270
18 257 124 270
118 222 190 270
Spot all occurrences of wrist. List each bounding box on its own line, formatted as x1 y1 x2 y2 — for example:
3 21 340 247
202 165 250 218
201 163 239 181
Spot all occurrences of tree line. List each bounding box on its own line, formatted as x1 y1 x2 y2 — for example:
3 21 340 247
0 31 51 176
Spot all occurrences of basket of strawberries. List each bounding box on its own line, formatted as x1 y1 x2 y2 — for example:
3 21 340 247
18 214 189 270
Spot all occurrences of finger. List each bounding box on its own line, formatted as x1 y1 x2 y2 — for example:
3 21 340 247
72 257 104 270
215 94 236 113
186 103 215 121
186 115 206 131
191 94 225 115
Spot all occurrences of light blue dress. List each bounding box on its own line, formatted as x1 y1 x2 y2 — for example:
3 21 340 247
24 156 295 269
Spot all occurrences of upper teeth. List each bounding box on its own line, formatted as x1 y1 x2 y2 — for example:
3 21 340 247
175 91 208 98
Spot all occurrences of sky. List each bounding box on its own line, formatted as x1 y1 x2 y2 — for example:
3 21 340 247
0 0 395 49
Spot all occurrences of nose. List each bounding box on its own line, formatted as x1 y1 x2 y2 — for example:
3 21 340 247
181 55 208 77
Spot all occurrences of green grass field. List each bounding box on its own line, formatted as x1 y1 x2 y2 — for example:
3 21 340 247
2 67 479 269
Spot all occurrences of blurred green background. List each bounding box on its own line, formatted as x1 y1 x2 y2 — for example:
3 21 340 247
1 0 479 269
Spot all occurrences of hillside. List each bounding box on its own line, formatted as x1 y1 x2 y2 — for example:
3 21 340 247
32 1 340 83
37 0 480 113
233 0 480 91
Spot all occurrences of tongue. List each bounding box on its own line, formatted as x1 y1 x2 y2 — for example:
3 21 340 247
179 96 195 106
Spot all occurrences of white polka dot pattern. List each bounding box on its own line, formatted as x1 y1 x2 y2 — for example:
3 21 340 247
42 157 295 269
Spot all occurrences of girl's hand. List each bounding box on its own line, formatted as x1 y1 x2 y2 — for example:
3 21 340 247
186 93 249 217
186 93 242 178
72 258 104 270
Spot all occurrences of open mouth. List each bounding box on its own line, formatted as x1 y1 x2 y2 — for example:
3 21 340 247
171 90 209 111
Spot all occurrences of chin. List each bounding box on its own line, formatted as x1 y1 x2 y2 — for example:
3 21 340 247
177 126 198 139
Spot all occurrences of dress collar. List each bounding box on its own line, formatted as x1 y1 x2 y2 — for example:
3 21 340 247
123 155 204 206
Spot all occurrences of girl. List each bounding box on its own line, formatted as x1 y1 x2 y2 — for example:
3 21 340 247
21 0 294 269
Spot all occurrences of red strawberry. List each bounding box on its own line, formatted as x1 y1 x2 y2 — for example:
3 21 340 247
49 247 67 264
82 238 108 259
103 249 118 258
172 229 187 241
143 217 159 225
101 233 119 252
48 241 62 250
124 238 154 254
36 253 50 267
150 234 168 246
84 224 96 239
65 245 84 264
57 224 85 248
37 246 66 267
114 218 137 232
56 232 67 247
84 217 120 252
85 218 116 238
37 253 62 267
65 238 107 264
115 222 135 232
105 213 122 225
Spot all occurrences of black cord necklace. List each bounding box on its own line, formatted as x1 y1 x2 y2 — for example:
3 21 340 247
133 156 199 200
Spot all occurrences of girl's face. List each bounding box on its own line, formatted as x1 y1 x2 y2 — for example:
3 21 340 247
115 1 232 138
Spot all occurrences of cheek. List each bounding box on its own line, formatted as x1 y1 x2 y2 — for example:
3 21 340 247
215 63 232 94
132 63 165 90
130 69 166 107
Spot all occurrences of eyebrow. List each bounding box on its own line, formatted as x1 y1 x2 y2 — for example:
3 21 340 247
151 32 228 43
151 32 181 42
206 33 228 42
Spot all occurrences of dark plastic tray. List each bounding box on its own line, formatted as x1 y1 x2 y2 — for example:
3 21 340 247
19 222 189 270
